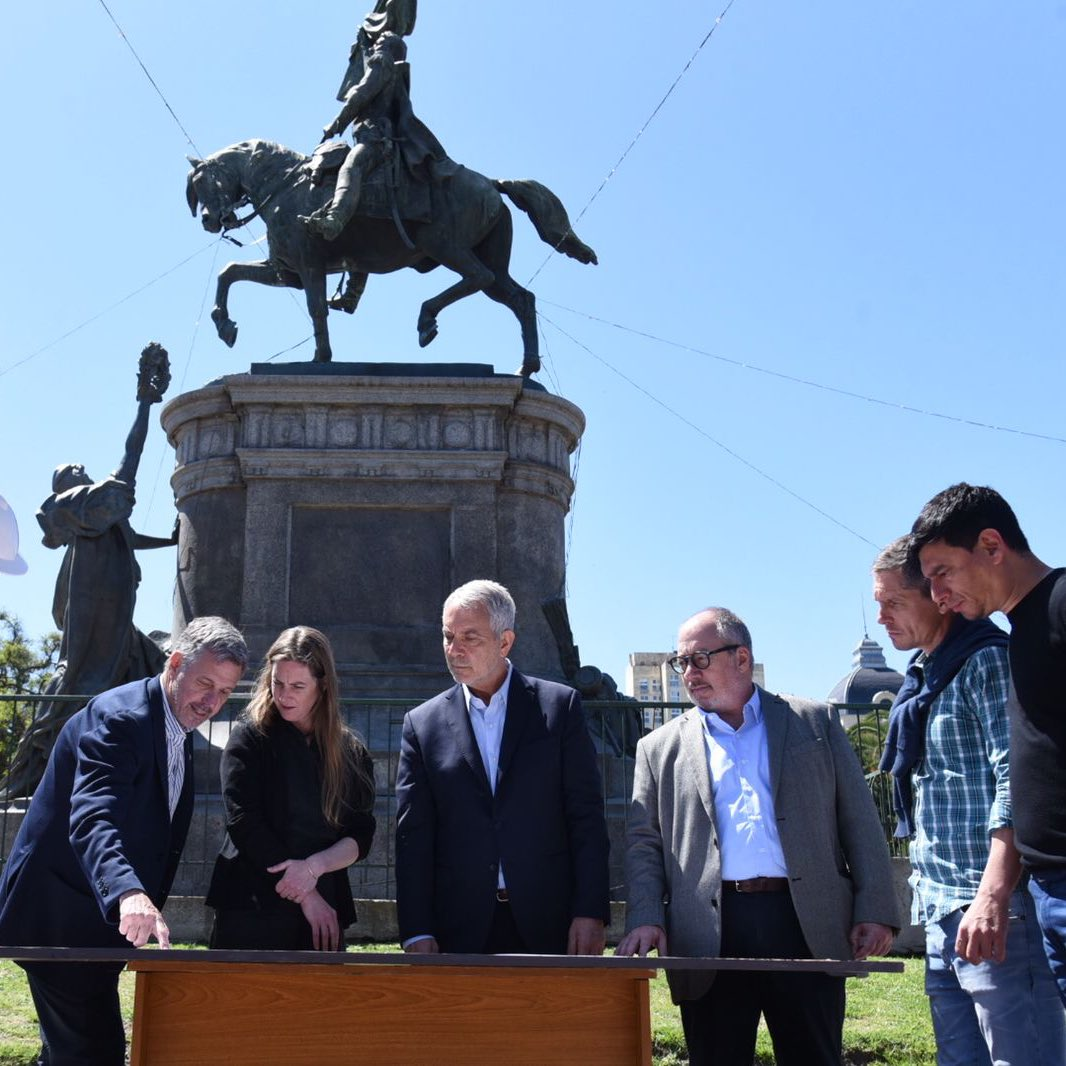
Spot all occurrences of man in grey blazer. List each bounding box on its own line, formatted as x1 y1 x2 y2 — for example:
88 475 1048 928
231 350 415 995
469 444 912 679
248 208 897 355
618 607 899 1066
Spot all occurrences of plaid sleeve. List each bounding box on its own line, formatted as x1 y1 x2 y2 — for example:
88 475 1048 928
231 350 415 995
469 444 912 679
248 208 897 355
959 644 1012 833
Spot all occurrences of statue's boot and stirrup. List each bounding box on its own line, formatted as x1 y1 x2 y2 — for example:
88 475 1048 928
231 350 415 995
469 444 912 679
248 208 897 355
301 169 363 241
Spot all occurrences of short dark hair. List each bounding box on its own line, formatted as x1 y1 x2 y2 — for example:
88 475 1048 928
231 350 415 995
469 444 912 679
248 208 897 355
910 483 1030 555
873 535 929 595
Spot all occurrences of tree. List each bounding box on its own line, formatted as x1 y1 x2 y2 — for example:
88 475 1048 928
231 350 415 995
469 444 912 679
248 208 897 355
0 611 60 777
846 704 909 855
847 705 891 774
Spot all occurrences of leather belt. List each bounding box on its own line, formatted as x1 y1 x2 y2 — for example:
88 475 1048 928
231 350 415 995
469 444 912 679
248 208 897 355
496 889 510 903
722 877 789 893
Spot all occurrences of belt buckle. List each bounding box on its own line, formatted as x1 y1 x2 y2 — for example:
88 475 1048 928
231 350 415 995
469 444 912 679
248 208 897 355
496 888 509 903
733 879 746 893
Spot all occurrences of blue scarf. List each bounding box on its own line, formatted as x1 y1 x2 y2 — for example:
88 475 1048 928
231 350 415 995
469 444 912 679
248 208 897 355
878 614 1008 838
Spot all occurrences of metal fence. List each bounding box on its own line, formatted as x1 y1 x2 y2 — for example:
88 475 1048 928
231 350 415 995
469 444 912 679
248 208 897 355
831 700 907 859
0 694 903 896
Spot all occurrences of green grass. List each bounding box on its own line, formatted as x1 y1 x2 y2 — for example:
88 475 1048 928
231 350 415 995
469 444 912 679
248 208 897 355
648 962 936 1066
0 950 934 1065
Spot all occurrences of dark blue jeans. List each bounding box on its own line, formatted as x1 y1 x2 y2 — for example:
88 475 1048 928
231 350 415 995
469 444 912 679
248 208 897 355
1029 868 1066 1008
925 889 1065 1065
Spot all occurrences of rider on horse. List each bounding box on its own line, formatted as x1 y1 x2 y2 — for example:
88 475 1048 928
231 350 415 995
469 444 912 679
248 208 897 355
301 28 452 242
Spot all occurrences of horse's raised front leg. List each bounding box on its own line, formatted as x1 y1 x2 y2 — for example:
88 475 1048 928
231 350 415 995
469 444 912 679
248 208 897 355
212 260 297 348
302 268 333 362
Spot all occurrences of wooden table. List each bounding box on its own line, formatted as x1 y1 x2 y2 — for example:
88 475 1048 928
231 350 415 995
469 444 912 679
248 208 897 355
2 948 902 1066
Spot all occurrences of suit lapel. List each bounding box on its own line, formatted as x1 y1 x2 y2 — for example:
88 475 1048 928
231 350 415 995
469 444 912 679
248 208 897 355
678 708 715 823
497 671 531 789
442 685 492 794
760 687 790 800
148 675 170 809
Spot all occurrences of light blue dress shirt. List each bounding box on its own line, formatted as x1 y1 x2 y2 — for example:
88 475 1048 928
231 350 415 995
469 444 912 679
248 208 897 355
464 662 513 889
699 688 789 880
402 664 515 948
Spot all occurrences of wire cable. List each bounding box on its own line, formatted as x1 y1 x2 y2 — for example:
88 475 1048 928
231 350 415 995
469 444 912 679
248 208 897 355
0 243 217 379
527 0 738 286
543 301 1066 446
539 312 880 549
96 0 202 156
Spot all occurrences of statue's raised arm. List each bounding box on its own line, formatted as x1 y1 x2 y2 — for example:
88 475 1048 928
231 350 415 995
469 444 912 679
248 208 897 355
0 344 175 799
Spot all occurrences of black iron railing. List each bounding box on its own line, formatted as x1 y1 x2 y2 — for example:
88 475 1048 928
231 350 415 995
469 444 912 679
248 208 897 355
0 694 903 894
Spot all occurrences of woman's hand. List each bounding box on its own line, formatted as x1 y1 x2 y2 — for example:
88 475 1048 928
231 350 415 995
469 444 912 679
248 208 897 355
300 890 341 951
268 858 319 903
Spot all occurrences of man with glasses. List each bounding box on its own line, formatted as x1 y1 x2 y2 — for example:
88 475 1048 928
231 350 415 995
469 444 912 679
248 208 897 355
617 607 898 1066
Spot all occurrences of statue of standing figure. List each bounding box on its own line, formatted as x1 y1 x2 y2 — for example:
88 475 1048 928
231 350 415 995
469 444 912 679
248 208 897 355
0 344 177 799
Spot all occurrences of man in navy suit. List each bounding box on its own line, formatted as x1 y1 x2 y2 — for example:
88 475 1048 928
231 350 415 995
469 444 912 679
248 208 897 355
0 616 247 1066
395 580 610 955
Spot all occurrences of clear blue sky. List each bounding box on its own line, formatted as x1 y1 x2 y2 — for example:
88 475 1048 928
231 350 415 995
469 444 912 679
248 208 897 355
1 2 1063 700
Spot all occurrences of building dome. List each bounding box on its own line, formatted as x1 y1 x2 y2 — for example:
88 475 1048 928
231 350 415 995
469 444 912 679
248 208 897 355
827 634 904 705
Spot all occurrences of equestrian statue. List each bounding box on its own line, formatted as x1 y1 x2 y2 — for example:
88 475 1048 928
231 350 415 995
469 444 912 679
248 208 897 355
186 0 596 377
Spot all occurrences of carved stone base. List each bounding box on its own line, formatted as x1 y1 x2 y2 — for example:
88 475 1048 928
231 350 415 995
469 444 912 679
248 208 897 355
161 364 584 698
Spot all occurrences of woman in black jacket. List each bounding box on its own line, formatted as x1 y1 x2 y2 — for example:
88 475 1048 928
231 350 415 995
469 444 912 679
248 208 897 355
207 626 375 950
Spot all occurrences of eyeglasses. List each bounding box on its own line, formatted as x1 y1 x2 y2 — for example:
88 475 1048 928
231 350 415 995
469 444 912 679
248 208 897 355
666 645 741 674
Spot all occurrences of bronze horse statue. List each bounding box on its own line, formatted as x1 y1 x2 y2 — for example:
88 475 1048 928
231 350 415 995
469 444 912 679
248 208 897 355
185 139 597 375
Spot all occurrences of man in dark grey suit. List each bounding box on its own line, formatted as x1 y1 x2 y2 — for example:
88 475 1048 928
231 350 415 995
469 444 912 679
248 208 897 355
395 579 610 955
618 607 899 1066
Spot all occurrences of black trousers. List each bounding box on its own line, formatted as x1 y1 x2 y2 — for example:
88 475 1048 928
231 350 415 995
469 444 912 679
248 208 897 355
22 960 126 1066
482 899 528 954
678 890 846 1066
210 906 324 951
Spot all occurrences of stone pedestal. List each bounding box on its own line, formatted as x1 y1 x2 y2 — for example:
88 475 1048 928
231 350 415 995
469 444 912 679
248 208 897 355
161 364 584 698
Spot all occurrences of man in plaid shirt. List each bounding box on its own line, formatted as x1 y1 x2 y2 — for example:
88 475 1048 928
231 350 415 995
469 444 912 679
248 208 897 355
874 536 1065 1066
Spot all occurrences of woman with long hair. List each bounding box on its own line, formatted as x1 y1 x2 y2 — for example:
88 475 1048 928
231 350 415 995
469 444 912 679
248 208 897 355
207 626 376 950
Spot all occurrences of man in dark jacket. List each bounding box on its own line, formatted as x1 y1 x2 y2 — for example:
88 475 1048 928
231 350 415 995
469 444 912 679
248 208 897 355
395 579 610 955
0 616 247 1066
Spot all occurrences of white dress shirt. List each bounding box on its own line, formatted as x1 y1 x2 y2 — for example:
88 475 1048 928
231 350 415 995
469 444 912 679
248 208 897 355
700 688 788 880
159 685 187 820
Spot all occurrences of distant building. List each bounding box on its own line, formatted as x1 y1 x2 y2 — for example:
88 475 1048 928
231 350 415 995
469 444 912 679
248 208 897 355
626 651 765 730
827 634 903 730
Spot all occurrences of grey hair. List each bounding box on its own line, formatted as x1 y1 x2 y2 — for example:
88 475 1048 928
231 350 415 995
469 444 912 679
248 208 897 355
873 535 929 595
171 616 249 672
682 607 753 656
443 580 516 638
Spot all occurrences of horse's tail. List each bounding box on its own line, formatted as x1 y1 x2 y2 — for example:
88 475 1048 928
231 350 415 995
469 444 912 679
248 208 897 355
494 179 598 266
